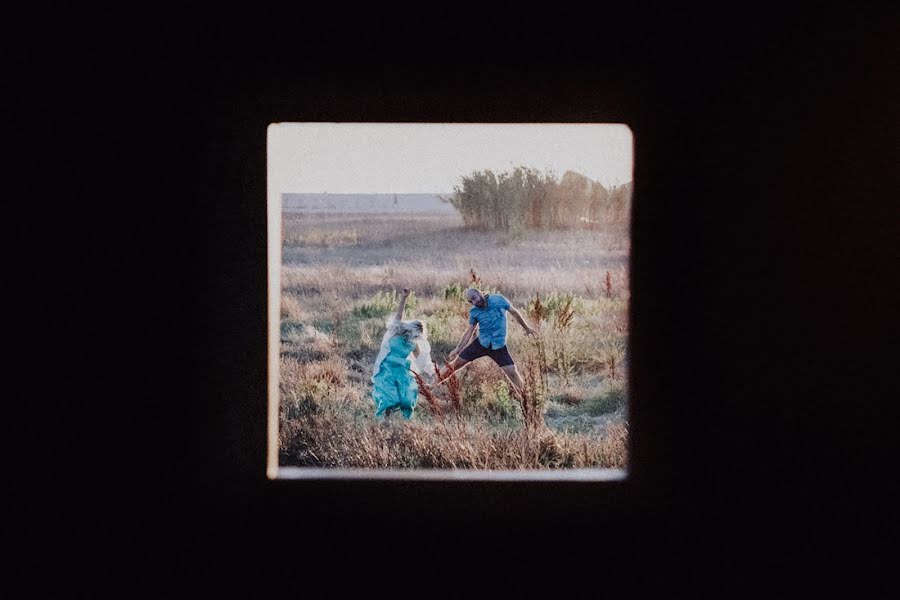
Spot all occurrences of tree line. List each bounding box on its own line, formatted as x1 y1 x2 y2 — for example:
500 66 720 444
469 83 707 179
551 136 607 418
443 166 631 233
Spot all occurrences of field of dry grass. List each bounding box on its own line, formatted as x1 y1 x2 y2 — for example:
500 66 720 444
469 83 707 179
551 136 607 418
279 211 630 470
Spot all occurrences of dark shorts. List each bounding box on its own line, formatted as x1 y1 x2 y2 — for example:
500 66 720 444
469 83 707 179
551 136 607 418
458 340 515 367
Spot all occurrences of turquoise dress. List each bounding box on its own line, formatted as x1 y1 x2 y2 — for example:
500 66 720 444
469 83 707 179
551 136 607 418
372 335 419 419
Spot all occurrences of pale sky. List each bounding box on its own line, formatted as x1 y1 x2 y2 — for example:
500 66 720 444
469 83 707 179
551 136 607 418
267 123 633 197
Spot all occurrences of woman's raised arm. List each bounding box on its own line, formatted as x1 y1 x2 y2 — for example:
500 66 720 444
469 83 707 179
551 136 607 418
394 288 411 321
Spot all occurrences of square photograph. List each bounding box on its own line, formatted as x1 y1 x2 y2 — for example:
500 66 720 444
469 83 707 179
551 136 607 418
268 123 632 478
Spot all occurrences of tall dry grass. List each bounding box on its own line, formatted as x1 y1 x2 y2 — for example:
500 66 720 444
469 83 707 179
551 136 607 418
281 408 628 469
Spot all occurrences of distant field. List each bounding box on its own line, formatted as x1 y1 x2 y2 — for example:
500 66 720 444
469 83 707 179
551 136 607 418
282 193 457 214
279 211 630 470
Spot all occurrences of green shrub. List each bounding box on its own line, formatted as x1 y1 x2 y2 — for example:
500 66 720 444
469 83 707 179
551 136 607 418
424 313 455 343
554 338 576 385
526 292 584 324
489 380 518 422
542 291 585 317
352 289 418 319
442 282 466 301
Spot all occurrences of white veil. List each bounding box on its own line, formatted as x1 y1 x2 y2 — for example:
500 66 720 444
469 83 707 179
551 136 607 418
371 316 437 384
411 337 437 383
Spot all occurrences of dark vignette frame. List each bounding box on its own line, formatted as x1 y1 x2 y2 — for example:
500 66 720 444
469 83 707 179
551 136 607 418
21 6 896 591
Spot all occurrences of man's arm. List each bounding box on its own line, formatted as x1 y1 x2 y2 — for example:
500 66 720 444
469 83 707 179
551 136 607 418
448 323 477 361
508 306 539 337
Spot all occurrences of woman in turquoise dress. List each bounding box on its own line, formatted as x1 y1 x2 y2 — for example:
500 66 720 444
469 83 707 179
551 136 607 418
371 288 435 419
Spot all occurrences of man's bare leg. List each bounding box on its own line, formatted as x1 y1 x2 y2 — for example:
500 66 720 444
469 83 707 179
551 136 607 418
500 364 526 397
433 357 471 388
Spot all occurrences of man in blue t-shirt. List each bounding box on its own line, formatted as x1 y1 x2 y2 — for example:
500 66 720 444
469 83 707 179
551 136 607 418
432 287 539 396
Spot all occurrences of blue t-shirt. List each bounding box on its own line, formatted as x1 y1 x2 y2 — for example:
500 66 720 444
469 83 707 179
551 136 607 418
469 294 512 349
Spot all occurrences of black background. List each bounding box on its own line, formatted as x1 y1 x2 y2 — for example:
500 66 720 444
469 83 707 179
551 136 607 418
16 4 898 594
